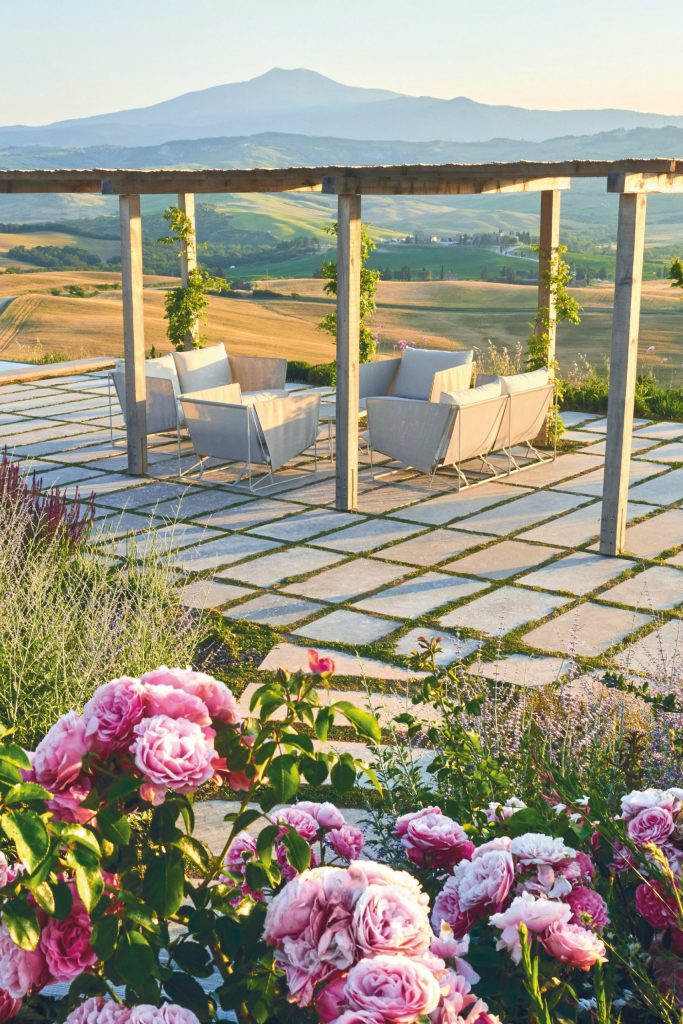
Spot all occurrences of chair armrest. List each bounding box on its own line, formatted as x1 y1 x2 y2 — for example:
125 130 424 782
359 358 401 399
366 397 454 475
229 354 287 391
180 383 242 404
430 363 474 402
254 394 320 470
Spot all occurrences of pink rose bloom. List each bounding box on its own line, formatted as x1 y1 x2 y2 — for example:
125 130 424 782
327 826 364 861
430 927 480 987
0 853 11 888
394 807 442 838
510 833 577 865
344 955 441 1024
432 876 479 941
0 988 21 1024
565 886 610 932
490 892 572 964
652 952 683 1007
401 812 474 870
32 711 88 792
472 837 512 858
221 831 257 881
158 1007 202 1024
40 891 97 982
353 883 432 958
140 668 239 725
142 684 213 738
47 776 94 825
456 850 514 914
296 801 346 831
132 715 215 801
621 788 675 819
82 677 145 756
635 881 680 930
65 997 132 1023
307 650 336 676
275 807 319 842
485 798 526 824
276 840 320 882
430 968 486 1024
542 921 607 970
335 1013 382 1024
347 861 429 908
628 806 675 847
0 924 50 997
315 972 348 1023
609 841 637 874
558 852 596 886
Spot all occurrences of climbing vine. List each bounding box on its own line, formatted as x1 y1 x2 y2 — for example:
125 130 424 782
158 206 227 350
318 222 381 363
669 256 683 292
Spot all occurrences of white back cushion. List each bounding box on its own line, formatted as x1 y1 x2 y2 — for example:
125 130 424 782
145 354 180 397
173 343 231 394
392 347 473 401
440 380 502 407
499 369 549 394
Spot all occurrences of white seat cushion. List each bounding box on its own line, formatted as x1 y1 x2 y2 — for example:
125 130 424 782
498 369 549 394
391 347 473 400
242 389 289 404
173 343 232 394
440 381 502 407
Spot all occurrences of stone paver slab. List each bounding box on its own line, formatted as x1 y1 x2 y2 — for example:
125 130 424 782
440 585 570 635
518 551 634 595
599 565 683 611
523 602 651 656
614 619 683 681
388 482 531 526
628 468 683 506
180 580 253 609
620 508 683 558
520 501 648 548
561 412 602 427
259 642 424 681
192 498 300 530
634 422 683 441
282 557 407 604
168 534 277 572
668 551 683 567
457 490 590 536
554 459 667 498
96 480 190 511
150 488 252 519
501 452 604 488
313 517 422 553
353 572 489 618
581 417 652 434
375 528 490 566
292 608 399 644
110 523 226 557
445 539 560 578
640 441 683 463
578 436 657 456
356 485 426 515
394 628 482 665
473 654 570 686
250 509 365 542
223 592 323 627
219 546 344 586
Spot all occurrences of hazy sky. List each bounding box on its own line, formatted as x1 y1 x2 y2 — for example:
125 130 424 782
3 0 682 124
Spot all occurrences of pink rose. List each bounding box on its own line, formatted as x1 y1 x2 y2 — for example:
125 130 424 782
140 667 239 725
82 677 145 756
352 883 432 958
0 924 50 997
307 650 335 676
652 952 683 1007
430 926 480 987
131 715 215 801
400 812 474 870
315 972 348 1022
40 890 97 982
635 881 680 930
32 711 88 792
46 776 94 825
393 807 442 838
565 886 610 932
158 1007 202 1024
221 831 257 883
142 685 213 738
485 798 526 823
344 955 441 1024
335 1013 382 1024
510 833 577 865
456 850 514 914
296 801 346 830
558 852 596 886
490 893 572 964
628 806 675 847
276 840 320 882
542 921 607 971
432 875 479 941
275 807 319 842
430 968 485 1024
327 826 364 861
0 988 21 1023
65 997 132 1023
346 862 429 908
621 788 674 819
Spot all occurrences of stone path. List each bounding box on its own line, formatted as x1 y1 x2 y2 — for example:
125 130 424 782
2 370 682 706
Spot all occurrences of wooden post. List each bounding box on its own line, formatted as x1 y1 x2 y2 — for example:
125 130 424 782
536 189 562 369
178 192 199 350
335 194 361 511
119 194 147 475
599 192 647 556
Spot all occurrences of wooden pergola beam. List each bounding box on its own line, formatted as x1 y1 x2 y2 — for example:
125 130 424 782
177 192 199 350
335 194 362 512
536 189 562 371
608 171 683 194
322 175 571 196
119 194 147 475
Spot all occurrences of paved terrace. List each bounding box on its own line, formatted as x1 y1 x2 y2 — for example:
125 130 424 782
2 369 682 694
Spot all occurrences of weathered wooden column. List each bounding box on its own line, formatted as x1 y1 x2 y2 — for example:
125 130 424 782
177 192 199 350
335 193 362 511
119 194 147 475
599 191 647 555
536 189 562 368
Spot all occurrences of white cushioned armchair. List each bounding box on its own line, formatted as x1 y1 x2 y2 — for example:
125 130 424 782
172 343 287 402
359 347 474 410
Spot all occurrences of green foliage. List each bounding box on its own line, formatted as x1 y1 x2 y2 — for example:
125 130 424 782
669 256 683 291
285 359 336 387
158 206 228 350
6 244 103 270
564 362 683 421
318 222 381 363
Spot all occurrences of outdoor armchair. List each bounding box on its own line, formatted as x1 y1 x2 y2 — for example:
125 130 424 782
172 342 287 400
109 355 184 470
478 369 556 468
359 346 474 410
179 389 320 490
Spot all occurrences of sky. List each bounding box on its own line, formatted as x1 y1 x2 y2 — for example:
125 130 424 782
2 0 683 124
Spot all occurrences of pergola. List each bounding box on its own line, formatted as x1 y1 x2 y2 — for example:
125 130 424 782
2 158 682 556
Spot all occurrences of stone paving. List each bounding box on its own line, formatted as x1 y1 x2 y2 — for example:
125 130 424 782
2 368 682 701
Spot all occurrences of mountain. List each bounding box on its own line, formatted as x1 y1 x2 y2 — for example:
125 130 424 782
1 68 682 148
